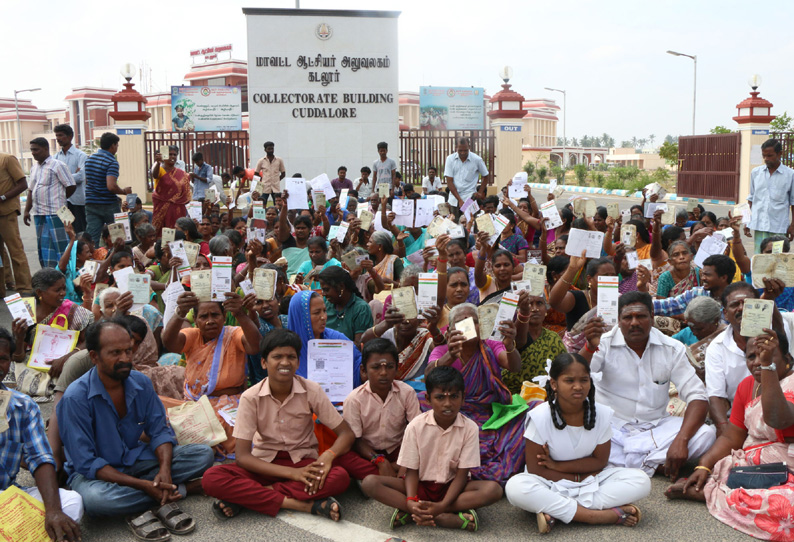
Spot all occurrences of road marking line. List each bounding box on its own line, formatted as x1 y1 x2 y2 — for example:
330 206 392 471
277 510 410 542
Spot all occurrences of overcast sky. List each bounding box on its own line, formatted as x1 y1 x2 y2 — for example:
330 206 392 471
4 0 792 143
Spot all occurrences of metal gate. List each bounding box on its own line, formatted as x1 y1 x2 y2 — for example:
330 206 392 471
676 132 741 202
399 129 495 185
771 132 794 168
144 131 249 191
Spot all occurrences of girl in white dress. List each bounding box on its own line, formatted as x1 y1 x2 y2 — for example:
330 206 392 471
505 353 651 534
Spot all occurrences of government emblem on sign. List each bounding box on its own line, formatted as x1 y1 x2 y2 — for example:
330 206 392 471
316 23 332 40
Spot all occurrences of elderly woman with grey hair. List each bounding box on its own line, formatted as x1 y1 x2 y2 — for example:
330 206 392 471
132 222 157 269
671 295 724 347
656 240 700 298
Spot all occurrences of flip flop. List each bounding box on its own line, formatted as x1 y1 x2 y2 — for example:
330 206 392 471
153 503 195 535
611 504 642 526
212 500 243 520
536 512 556 534
458 509 479 532
126 510 171 541
390 508 410 530
311 496 343 522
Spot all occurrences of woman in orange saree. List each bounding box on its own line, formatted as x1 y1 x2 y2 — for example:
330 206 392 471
160 290 262 458
151 146 191 236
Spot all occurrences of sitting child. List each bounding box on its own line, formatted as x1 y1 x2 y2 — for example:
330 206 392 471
336 338 421 480
505 353 650 534
362 366 502 531
202 328 355 522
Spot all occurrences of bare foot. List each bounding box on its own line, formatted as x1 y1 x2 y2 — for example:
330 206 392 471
665 479 687 499
434 512 476 531
327 500 341 522
218 502 236 517
185 478 204 496
613 506 639 527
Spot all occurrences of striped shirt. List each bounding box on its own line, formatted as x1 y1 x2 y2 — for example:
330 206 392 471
0 384 56 490
652 286 710 317
29 156 75 216
85 149 120 205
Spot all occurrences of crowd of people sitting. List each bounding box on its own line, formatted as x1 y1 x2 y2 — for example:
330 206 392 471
5 157 794 542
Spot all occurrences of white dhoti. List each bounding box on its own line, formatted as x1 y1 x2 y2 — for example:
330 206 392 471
608 417 716 476
505 467 651 524
24 486 84 523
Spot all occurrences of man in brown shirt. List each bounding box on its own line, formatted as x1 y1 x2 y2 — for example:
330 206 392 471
254 142 285 208
0 153 33 295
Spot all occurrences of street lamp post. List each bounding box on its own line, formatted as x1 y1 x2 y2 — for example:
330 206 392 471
545 87 566 169
667 50 697 135
13 87 41 164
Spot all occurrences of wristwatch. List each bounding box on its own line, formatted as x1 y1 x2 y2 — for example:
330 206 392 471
760 363 777 371
1 195 7 202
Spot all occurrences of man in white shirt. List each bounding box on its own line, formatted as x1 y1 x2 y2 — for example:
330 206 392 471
421 166 442 194
746 138 794 254
443 138 489 208
581 291 715 478
54 124 87 233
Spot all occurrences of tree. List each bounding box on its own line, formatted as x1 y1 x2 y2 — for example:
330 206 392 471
602 133 615 148
709 126 732 134
620 140 632 149
551 165 567 183
537 165 548 183
523 161 536 179
573 164 588 186
638 138 648 150
631 136 638 148
659 140 679 168
570 137 579 147
648 134 656 149
771 111 793 133
664 134 679 144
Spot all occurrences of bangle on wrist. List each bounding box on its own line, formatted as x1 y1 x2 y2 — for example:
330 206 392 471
504 340 516 354
694 465 712 474
584 342 598 354
372 325 382 338
406 495 420 502
325 448 336 458
560 277 573 286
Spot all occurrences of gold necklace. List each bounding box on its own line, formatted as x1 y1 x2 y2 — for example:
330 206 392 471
753 382 761 400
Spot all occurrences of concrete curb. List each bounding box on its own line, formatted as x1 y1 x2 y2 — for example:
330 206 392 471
529 183 736 205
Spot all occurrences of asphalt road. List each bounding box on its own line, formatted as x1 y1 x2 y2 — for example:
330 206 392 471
10 194 757 542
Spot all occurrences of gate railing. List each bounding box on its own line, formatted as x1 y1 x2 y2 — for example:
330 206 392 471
399 129 496 185
676 132 741 202
771 132 794 168
144 131 250 191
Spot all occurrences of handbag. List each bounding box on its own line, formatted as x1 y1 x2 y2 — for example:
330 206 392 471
726 462 789 490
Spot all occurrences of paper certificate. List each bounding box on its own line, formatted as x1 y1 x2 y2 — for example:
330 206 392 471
127 275 150 305
417 273 438 312
191 270 212 302
183 241 200 267
336 221 350 243
476 214 495 235
286 178 309 210
687 199 698 212
438 202 451 217
573 198 596 219
521 264 547 297
5 293 34 326
596 276 620 326
162 228 176 245
456 316 479 341
539 201 563 230
108 222 126 244
427 216 447 238
113 212 133 242
239 279 255 297
734 203 751 225
740 299 774 337
391 287 418 320
511 281 533 295
56 205 75 225
378 183 390 198
607 203 620 219
461 198 479 220
565 228 605 259
111 266 135 293
624 249 639 270
772 241 785 254
448 224 466 239
0 485 50 542
621 224 637 248
359 209 374 231
254 268 277 300
0 389 9 433
415 199 434 227
162 280 185 327
211 256 232 301
341 250 366 272
694 235 728 268
252 206 267 221
79 259 99 283
310 173 336 201
339 188 349 210
307 339 355 402
490 292 520 341
187 201 203 221
28 324 79 371
168 241 191 278
313 191 327 210
751 254 794 287
508 179 527 199
644 202 668 219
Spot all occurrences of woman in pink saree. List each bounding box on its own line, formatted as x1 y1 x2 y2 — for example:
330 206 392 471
666 328 794 541
151 145 191 235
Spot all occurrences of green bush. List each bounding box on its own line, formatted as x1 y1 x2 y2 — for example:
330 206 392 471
591 171 606 187
603 178 624 190
573 164 588 186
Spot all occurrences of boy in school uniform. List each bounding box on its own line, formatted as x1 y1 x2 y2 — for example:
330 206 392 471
362 366 503 531
335 339 421 480
202 328 354 522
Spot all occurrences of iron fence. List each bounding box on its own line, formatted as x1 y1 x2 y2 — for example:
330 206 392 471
399 129 496 185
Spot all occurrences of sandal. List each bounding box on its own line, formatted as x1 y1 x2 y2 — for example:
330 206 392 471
458 509 479 532
153 503 195 535
126 510 171 541
390 508 410 530
311 496 343 521
536 512 556 534
612 504 642 526
212 500 243 521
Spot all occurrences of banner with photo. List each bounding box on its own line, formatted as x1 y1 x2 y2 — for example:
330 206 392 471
419 86 485 130
170 86 242 132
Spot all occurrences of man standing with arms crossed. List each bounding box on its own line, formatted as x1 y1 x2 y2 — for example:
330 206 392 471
745 138 794 254
0 152 32 296
54 124 87 234
84 133 131 247
254 141 285 207
444 137 490 209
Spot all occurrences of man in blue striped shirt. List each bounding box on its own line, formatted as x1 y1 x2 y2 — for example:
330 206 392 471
0 327 83 540
84 132 131 246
